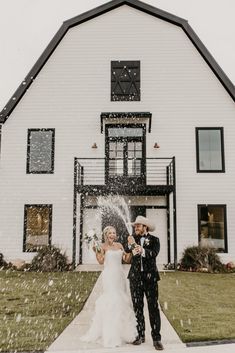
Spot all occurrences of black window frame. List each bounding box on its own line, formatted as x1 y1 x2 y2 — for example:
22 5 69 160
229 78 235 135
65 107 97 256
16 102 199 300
197 204 228 253
111 60 140 101
26 128 55 174
195 127 225 173
105 123 146 184
23 204 53 252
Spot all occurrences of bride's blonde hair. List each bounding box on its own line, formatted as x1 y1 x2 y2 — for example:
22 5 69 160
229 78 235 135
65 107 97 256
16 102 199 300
103 226 117 243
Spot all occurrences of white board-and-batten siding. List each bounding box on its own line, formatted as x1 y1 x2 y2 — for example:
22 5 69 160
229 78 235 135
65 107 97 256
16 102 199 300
0 5 234 263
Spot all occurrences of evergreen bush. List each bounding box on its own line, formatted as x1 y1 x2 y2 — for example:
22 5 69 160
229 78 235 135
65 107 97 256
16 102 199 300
29 245 70 272
0 252 8 269
180 245 224 273
0 252 14 270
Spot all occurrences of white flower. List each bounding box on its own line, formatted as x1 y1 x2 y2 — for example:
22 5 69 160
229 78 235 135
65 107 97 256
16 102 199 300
83 229 102 252
144 238 150 246
16 314 22 322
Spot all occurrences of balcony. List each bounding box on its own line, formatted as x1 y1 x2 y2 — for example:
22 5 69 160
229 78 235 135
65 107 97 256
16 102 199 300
74 157 175 196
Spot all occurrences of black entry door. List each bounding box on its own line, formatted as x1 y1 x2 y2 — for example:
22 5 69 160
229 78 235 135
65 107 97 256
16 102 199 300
105 124 146 187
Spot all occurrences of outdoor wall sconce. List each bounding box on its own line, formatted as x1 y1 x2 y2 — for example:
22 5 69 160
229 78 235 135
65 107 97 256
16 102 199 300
154 142 160 148
92 142 98 148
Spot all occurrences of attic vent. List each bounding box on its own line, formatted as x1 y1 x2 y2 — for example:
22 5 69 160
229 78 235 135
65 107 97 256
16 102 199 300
111 61 140 101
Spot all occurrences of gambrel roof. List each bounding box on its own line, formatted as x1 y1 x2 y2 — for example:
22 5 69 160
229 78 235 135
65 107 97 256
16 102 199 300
0 0 234 123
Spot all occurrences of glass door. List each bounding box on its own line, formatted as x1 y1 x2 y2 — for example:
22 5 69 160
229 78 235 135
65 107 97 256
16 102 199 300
105 124 146 186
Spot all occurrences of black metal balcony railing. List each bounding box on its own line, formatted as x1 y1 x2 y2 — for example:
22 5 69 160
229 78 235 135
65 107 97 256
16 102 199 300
74 157 175 190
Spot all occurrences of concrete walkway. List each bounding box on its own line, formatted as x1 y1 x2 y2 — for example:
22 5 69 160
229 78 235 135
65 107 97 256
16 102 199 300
46 266 235 353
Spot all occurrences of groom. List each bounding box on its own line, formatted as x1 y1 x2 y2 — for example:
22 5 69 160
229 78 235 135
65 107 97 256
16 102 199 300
126 216 164 351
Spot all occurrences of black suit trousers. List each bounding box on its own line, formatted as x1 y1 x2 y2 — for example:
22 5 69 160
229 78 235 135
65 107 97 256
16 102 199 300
129 272 161 342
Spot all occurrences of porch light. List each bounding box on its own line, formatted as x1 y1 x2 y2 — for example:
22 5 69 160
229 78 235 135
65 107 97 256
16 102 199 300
154 142 160 148
92 142 98 148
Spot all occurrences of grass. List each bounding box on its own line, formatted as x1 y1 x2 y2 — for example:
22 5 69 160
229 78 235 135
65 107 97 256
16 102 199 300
1 270 235 351
0 270 100 352
159 271 235 343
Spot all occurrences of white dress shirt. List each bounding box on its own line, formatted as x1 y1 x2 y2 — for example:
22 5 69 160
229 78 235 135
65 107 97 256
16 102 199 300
140 236 146 271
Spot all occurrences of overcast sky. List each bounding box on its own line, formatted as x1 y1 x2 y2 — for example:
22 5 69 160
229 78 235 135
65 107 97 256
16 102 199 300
0 0 234 110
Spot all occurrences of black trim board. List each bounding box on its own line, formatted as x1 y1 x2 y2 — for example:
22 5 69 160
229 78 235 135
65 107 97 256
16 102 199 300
79 195 84 266
84 205 167 209
166 194 171 263
101 112 152 133
77 184 174 196
72 158 79 268
0 0 234 123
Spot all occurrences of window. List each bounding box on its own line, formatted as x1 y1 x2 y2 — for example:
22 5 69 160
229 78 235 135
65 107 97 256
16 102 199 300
27 129 55 173
23 204 52 252
105 124 145 183
196 128 225 172
198 204 227 252
111 61 140 101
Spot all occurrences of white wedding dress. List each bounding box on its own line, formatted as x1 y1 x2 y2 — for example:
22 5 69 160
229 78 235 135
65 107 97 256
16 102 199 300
81 249 137 347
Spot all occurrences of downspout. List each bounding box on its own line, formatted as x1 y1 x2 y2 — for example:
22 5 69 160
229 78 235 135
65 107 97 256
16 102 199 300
172 157 177 268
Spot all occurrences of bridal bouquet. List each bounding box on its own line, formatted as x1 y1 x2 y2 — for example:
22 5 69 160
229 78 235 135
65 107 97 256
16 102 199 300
83 229 102 252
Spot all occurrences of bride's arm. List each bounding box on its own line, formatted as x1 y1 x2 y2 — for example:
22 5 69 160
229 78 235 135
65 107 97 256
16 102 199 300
94 245 105 265
118 243 132 264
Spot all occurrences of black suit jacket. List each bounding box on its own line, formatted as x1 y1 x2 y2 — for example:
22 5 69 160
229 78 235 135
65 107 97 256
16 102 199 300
126 233 161 282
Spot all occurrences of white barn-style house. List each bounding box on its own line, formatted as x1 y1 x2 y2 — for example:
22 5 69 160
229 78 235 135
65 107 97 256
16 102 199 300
0 0 235 268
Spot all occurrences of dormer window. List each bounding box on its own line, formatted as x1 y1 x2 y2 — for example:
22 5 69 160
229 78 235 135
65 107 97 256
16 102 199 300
111 61 140 101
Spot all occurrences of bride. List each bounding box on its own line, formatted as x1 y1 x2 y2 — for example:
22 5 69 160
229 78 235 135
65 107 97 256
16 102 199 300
81 226 137 348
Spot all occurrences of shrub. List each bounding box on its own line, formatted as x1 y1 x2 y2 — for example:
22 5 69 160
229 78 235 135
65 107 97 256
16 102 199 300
29 245 70 272
0 252 15 270
225 261 235 273
179 245 224 273
0 252 8 269
163 263 177 270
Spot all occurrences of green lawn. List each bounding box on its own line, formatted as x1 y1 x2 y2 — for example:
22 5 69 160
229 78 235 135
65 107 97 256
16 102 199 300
159 271 235 343
0 270 100 352
1 270 235 351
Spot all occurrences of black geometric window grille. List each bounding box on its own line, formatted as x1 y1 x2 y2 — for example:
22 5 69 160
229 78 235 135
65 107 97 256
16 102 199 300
111 61 140 101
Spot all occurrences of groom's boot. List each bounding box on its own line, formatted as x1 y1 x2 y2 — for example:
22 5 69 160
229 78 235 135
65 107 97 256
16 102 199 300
153 341 164 350
132 336 145 345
